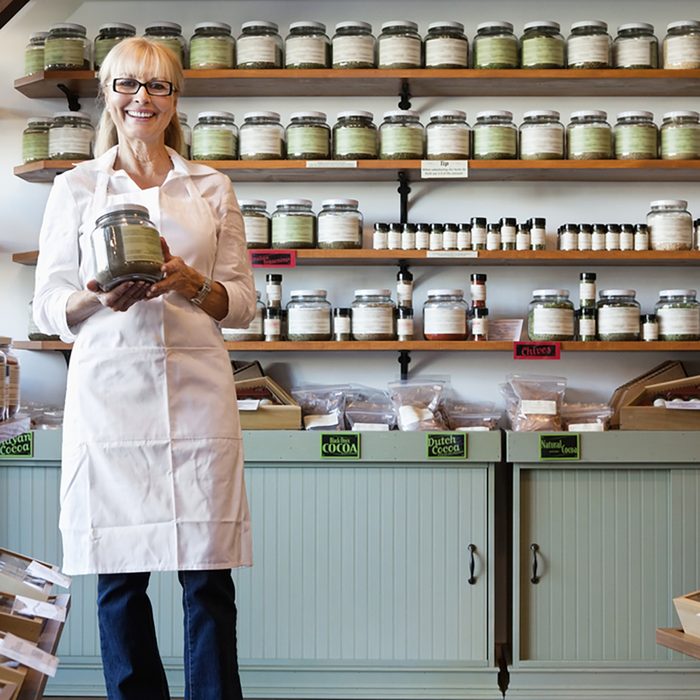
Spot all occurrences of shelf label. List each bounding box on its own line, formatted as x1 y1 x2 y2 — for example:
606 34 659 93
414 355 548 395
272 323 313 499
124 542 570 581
320 432 361 459
25 560 71 589
539 433 580 461
420 160 469 179
426 432 467 460
306 160 358 168
514 341 561 360
426 250 478 259
0 432 33 459
249 250 297 268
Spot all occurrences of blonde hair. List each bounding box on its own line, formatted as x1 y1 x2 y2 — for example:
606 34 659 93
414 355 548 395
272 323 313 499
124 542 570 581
94 37 184 156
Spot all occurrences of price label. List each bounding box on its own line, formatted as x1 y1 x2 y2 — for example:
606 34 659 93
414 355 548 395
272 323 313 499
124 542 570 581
420 160 469 179
514 341 561 360
0 432 33 458
306 160 358 168
426 433 467 459
426 250 478 259
249 250 297 268
539 433 580 461
320 433 361 459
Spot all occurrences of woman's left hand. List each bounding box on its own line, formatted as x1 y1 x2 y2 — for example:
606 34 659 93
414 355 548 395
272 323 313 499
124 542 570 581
147 237 204 301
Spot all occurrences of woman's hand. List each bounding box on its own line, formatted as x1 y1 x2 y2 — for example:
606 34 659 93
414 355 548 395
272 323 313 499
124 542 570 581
146 237 204 301
86 279 150 312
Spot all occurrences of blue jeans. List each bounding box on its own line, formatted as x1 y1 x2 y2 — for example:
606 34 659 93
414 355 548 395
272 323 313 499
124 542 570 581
97 570 243 700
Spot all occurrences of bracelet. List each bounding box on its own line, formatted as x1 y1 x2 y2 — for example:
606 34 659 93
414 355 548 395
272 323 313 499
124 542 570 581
190 277 212 307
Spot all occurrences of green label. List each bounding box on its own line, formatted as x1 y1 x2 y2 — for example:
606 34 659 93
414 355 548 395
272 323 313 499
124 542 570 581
24 47 44 74
661 127 700 158
380 125 424 157
539 433 580 461
568 126 612 156
426 432 467 460
320 432 361 459
120 224 164 264
189 36 235 68
150 36 183 63
615 125 658 158
44 37 85 66
334 127 376 157
0 432 34 459
522 36 565 66
287 126 329 156
272 215 314 245
192 126 237 158
94 37 122 68
474 36 518 67
474 125 517 157
22 131 49 162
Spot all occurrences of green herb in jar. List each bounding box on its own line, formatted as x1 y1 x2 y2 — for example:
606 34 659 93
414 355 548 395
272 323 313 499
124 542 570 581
655 289 700 340
528 289 575 341
596 289 640 340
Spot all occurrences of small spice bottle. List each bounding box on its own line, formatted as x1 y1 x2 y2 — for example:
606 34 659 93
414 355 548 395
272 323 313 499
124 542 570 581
333 308 352 341
265 273 282 308
613 23 658 68
471 217 487 250
0 338 20 420
620 224 635 251
240 199 271 249
696 218 700 249
49 111 94 159
264 307 282 341
660 111 700 160
443 223 458 250
416 223 431 250
528 218 547 250
285 21 331 68
379 110 424 160
528 289 575 341
521 21 565 69
22 117 52 163
655 289 700 340
579 272 597 308
614 111 658 160
429 223 444 250
397 268 414 308
378 20 422 69
317 198 363 249
566 20 611 68
578 223 593 251
373 222 389 250
519 110 565 160
191 111 238 160
397 307 414 341
189 21 235 69
223 292 265 341
597 290 641 341
473 110 517 160
144 22 186 66
332 21 375 68
236 21 283 68
558 224 578 251
351 289 396 340
577 308 597 341
457 223 472 250
426 110 470 160
44 23 89 70
592 223 607 251
647 199 692 251
470 273 487 308
605 224 621 251
516 223 531 251
486 223 501 251
24 31 48 75
641 313 659 341
287 290 332 340
178 112 191 159
500 217 517 251
271 198 316 248
473 21 518 69
424 21 468 68
567 110 612 160
239 111 284 160
333 111 378 160
398 223 414 250
94 23 136 70
388 223 403 250
423 289 469 340
663 20 700 69
471 307 489 341
286 111 330 160
635 223 650 250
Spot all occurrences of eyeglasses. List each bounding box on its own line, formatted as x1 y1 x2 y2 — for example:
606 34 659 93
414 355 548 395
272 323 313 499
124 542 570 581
112 78 175 96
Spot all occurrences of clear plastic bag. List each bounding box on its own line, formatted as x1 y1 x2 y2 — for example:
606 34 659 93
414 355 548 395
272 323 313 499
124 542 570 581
388 378 449 431
441 400 502 431
344 386 396 431
561 402 613 432
291 385 350 431
502 374 567 431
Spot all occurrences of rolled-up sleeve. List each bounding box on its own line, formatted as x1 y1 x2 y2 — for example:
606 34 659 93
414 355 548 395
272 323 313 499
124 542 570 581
33 176 83 343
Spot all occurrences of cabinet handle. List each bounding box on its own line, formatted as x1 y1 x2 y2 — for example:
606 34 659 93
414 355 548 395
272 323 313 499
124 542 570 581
530 543 540 584
468 543 477 585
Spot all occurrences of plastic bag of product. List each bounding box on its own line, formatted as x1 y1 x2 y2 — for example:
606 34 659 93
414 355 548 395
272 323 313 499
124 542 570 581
561 403 613 432
441 400 502 431
502 374 567 431
344 386 396 431
291 385 350 431
388 378 449 431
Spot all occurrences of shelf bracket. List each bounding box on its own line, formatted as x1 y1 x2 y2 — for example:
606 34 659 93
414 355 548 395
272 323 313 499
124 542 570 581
398 350 411 380
57 84 81 112
397 171 411 224
398 79 412 110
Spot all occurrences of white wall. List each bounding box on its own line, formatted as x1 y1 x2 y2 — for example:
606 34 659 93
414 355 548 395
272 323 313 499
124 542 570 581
2 0 700 408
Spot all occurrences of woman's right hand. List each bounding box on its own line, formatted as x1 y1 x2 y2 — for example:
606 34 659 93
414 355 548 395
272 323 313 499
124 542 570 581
86 279 151 312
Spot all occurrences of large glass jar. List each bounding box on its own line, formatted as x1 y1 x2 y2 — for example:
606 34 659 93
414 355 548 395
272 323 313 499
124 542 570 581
317 198 363 249
22 117 52 163
473 110 517 160
271 198 315 248
91 203 164 291
94 22 136 70
236 21 283 68
239 199 271 248
566 110 612 160
379 110 424 159
285 21 330 68
655 289 700 340
333 111 377 159
44 23 89 70
566 20 611 68
189 22 235 69
426 110 469 159
351 289 396 340
528 289 575 341
663 20 700 69
144 22 186 65
48 111 93 159
424 21 468 68
192 111 237 160
521 21 565 69
287 290 332 340
24 31 48 75
222 292 264 341
660 111 700 160
519 110 564 160
473 21 518 68
647 199 693 250
614 111 658 160
286 111 330 160
178 112 191 159
332 21 375 68
597 290 640 340
0 338 20 420
613 23 658 68
377 20 422 69
423 289 468 340
239 111 284 160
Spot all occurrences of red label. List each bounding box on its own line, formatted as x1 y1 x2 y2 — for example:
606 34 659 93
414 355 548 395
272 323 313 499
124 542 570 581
249 250 297 268
513 341 561 360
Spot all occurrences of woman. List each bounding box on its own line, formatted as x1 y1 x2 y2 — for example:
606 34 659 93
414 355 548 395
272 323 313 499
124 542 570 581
33 37 256 700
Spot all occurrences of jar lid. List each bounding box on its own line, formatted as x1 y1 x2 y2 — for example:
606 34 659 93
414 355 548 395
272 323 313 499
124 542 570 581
476 110 513 120
523 109 560 120
662 110 700 120
616 110 654 120
354 288 391 297
336 110 374 120
600 289 636 297
321 198 359 208
642 313 657 321
476 21 514 32
275 198 313 207
243 111 281 121
571 20 608 31
49 22 87 33
528 217 546 226
524 20 561 31
241 20 278 31
474 307 489 317
429 109 467 120
29 31 49 40
427 21 465 32
27 116 53 125
650 199 688 208
659 289 697 297
53 110 92 121
617 22 654 32
238 199 267 207
194 21 232 32
0 337 11 344
532 289 570 297
266 273 283 282
96 203 150 220
570 110 608 120
197 110 235 121
177 111 188 122
471 217 487 225
580 272 597 280
289 20 326 32
381 20 419 31
290 289 327 297
667 20 700 31
383 109 420 120
333 307 352 316
145 21 182 31
98 22 136 32
427 288 464 297
470 273 487 282
290 110 327 121
335 21 372 31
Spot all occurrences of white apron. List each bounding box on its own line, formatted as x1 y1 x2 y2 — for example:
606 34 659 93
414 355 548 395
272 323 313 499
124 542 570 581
59 166 252 575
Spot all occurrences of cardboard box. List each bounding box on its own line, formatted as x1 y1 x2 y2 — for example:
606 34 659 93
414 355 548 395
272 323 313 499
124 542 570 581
235 376 301 430
0 594 43 643
620 375 700 431
674 590 700 639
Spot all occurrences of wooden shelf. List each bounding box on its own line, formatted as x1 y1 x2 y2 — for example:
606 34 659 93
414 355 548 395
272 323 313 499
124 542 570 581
14 68 700 99
656 628 700 661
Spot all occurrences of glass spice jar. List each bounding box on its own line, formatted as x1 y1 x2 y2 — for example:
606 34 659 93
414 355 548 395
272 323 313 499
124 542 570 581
240 199 271 249
519 110 564 160
333 308 352 341
430 223 444 250
178 112 191 159
397 268 414 308
614 111 658 160
642 313 659 341
351 289 396 340
285 21 331 68
287 290 332 340
264 307 282 341
402 222 417 250
424 21 468 68
660 111 700 160
528 217 547 250
191 111 238 160
332 21 375 68
655 289 700 340
471 217 487 250
189 22 235 69
566 20 611 68
44 23 89 70
516 222 531 250
613 23 658 68
222 292 265 341
521 21 565 69
647 199 693 250
486 223 501 251
605 223 621 251
579 272 597 308
397 307 414 341
473 110 517 159
22 117 52 163
416 222 431 250
0 338 20 420
528 289 575 341
271 198 315 248
663 20 700 69
577 308 597 341
426 110 470 160
458 223 472 250
423 289 469 340
379 110 424 159
620 224 635 251
567 110 612 160
94 22 136 70
49 111 93 159
473 21 518 69
24 31 48 75
470 273 487 308
377 20 422 69
144 22 186 65
558 224 578 251
388 223 403 250
286 111 330 160
635 223 650 250
373 222 389 249
696 218 700 249
239 111 284 160
236 21 283 68
500 217 516 250
443 223 458 250
578 223 593 250
471 307 489 341
265 273 282 308
333 111 378 160
597 289 640 340
317 198 363 249
592 223 607 251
